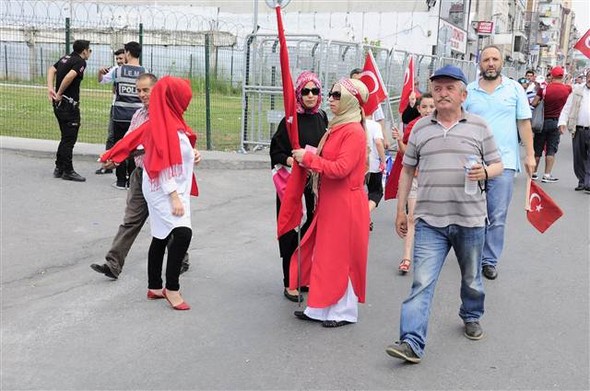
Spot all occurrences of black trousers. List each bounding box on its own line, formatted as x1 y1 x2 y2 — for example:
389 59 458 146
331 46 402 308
105 106 115 150
112 121 136 184
276 185 315 287
148 227 192 291
573 127 590 187
105 168 190 277
53 100 80 171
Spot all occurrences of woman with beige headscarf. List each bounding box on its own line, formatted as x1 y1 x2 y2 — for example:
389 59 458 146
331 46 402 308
290 78 370 328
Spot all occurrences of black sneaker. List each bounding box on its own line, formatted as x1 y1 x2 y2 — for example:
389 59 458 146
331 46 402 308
385 341 421 363
112 181 127 190
541 175 558 183
95 168 113 175
464 321 484 340
53 167 63 178
90 263 118 279
482 265 497 280
62 170 86 182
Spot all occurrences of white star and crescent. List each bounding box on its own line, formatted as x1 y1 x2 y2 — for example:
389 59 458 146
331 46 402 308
359 70 380 94
529 193 543 212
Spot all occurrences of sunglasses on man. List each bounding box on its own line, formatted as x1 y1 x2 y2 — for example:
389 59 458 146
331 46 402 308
301 87 320 96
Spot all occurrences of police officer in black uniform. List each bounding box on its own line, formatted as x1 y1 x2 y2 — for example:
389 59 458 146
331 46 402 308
47 39 92 182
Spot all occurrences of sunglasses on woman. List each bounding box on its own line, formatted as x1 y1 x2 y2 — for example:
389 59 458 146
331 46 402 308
328 91 341 100
301 87 320 96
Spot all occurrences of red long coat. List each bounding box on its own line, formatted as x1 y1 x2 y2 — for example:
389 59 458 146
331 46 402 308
289 122 370 307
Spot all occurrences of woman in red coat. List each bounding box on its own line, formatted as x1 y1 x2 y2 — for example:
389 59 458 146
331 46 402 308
290 78 370 328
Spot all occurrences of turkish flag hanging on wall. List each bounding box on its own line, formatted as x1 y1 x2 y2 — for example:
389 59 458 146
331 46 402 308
574 28 590 60
398 56 414 114
526 181 564 233
359 51 388 116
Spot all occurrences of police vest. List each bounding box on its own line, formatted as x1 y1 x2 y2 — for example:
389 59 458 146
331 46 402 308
113 64 145 122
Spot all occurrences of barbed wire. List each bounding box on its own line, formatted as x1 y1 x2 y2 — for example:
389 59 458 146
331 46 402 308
1 0 249 42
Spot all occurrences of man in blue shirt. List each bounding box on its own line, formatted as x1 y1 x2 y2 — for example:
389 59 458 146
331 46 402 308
464 45 536 280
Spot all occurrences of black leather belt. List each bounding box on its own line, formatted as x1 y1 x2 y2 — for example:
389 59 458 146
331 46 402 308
576 126 590 130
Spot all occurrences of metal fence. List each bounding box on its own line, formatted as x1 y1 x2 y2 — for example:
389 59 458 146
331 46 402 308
240 35 528 150
1 0 244 151
1 0 529 152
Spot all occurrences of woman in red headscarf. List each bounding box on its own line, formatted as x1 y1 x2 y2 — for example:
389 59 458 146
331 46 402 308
290 78 370 328
269 71 328 302
100 76 198 311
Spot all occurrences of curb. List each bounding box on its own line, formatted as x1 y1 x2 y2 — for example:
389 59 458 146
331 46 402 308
0 136 270 170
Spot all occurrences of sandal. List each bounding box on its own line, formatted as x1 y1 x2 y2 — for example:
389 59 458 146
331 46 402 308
398 259 411 274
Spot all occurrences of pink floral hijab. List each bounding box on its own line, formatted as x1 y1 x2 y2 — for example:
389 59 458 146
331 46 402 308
295 71 322 114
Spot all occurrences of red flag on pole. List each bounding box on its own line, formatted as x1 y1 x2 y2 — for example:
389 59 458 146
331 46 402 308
526 180 564 233
574 28 590 59
274 5 306 238
398 56 415 114
359 51 388 116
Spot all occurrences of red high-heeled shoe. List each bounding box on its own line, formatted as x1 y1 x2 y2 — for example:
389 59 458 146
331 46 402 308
162 288 191 310
147 289 165 300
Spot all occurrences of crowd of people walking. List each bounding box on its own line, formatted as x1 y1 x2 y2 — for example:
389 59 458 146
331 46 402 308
47 39 588 362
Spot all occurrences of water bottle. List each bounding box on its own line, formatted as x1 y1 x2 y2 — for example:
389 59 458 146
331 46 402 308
464 155 478 195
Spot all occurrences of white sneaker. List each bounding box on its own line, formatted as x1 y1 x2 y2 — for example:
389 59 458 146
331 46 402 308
531 173 538 180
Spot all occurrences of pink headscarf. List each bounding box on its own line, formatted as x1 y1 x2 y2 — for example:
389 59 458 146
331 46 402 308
295 71 322 114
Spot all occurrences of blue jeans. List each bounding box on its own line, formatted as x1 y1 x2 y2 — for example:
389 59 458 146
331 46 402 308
399 219 485 358
482 169 515 268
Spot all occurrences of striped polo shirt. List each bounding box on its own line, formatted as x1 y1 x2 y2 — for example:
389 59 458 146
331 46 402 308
403 110 501 228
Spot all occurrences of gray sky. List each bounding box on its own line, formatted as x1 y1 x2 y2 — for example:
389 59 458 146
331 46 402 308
571 0 589 34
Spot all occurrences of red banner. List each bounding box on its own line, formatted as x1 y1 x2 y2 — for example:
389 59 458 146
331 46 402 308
398 56 414 114
274 5 306 238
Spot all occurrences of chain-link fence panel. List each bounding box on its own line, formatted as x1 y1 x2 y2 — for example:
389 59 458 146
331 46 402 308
1 0 243 151
241 34 323 150
2 1 534 152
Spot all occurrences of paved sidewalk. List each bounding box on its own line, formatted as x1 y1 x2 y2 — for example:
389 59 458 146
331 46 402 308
0 136 270 170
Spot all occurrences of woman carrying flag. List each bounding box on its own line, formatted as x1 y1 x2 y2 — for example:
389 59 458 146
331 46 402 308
290 78 370 328
270 71 328 302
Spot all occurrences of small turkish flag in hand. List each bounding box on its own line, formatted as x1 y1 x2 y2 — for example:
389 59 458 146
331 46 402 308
399 56 415 114
526 180 564 233
574 28 590 60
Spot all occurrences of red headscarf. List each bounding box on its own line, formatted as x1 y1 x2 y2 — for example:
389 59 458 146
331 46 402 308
295 71 322 114
100 76 198 192
142 76 195 186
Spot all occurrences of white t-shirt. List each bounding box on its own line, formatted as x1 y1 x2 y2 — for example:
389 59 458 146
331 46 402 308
366 119 384 173
373 105 385 121
100 66 118 105
100 66 118 84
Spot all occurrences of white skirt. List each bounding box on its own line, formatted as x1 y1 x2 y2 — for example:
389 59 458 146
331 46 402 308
304 279 358 323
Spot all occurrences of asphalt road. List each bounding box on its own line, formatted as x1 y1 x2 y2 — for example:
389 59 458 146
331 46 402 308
1 140 588 390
